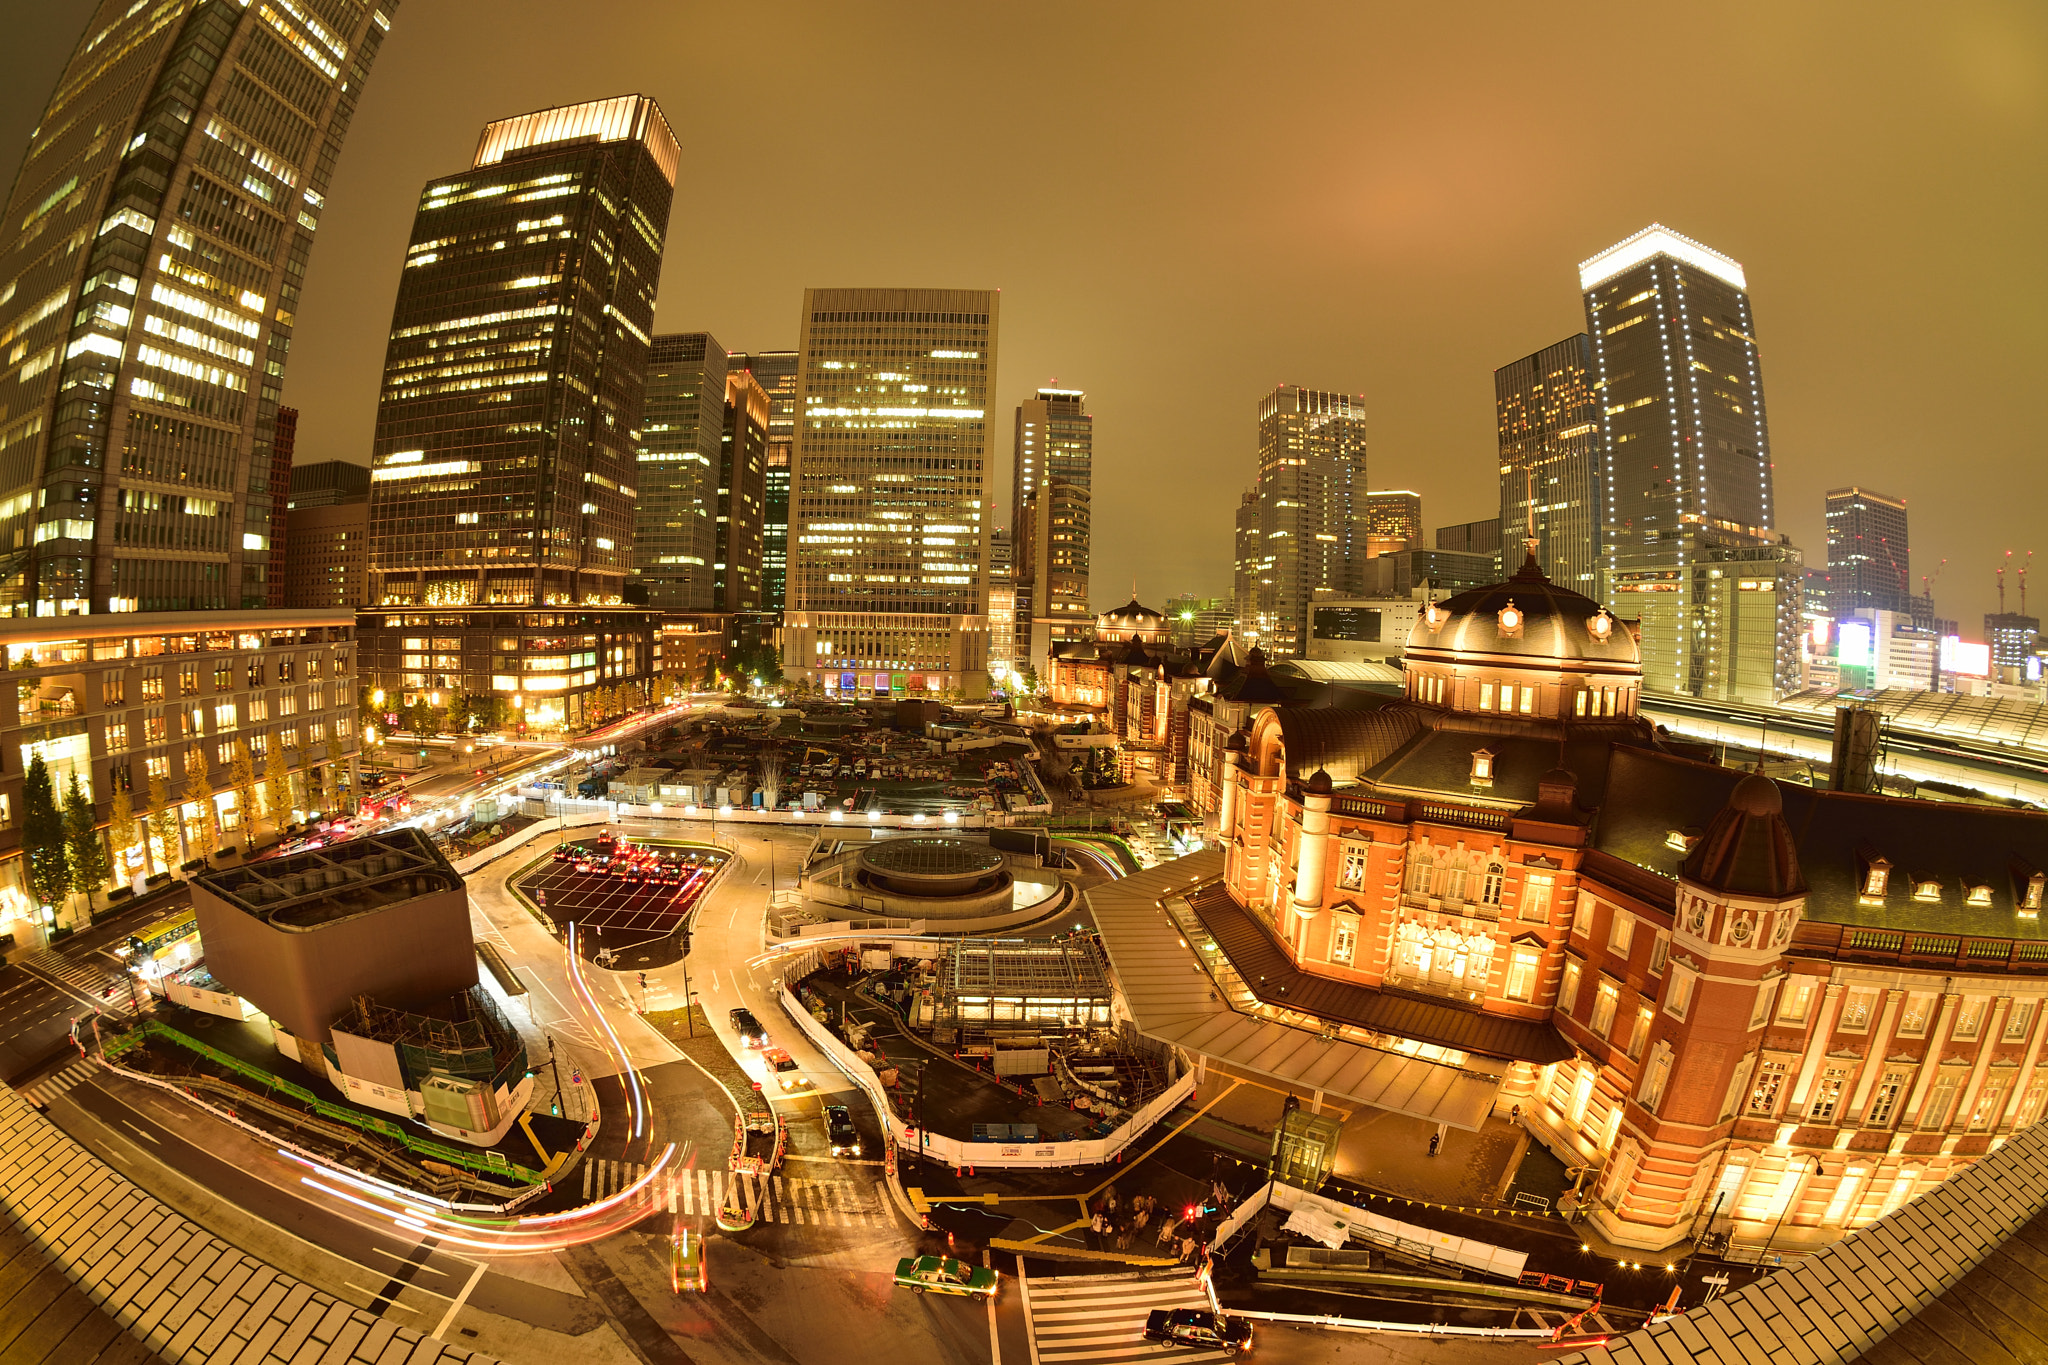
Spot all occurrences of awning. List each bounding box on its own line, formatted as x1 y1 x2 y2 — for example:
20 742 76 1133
1085 853 1500 1132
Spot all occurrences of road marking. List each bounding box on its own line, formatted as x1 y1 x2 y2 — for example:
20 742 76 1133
1018 1258 1040 1365
433 1260 488 1342
371 1245 450 1277
345 1283 418 1313
121 1120 158 1145
986 1247 1002 1365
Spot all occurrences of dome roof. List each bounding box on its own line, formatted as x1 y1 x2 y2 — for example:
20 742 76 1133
1097 598 1166 633
1404 551 1638 669
1681 771 1806 898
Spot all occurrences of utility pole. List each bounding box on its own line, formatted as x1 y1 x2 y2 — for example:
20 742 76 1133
545 1032 564 1115
1760 1157 1820 1267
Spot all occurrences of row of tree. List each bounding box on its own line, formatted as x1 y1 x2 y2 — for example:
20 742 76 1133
20 739 304 926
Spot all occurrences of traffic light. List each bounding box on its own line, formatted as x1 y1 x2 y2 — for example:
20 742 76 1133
638 972 648 989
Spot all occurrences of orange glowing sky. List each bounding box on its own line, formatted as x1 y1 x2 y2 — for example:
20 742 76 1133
5 2 2044 628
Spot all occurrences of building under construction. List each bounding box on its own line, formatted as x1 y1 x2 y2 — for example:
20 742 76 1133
922 935 1115 1036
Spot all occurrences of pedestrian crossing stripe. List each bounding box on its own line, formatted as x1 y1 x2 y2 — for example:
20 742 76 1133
1024 1274 1232 1365
23 949 148 1017
18 1059 97 1108
575 1161 888 1226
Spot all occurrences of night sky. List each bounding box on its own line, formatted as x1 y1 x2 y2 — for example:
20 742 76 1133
4 2 2043 631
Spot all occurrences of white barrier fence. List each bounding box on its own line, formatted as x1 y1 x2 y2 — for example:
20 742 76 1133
772 947 1198 1170
1212 1179 1527 1282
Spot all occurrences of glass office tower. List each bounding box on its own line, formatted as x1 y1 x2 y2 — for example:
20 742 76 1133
1497 333 1600 592
1823 486 1911 617
635 333 725 611
359 96 677 731
1581 225 1782 694
1233 385 1368 657
733 351 796 611
0 0 397 615
780 287 996 698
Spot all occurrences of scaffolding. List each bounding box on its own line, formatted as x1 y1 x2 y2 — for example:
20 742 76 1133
341 986 527 1093
928 935 1115 1036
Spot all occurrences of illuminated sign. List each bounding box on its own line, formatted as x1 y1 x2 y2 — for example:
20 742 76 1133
839 671 855 692
1942 638 1992 678
1837 621 1873 668
1808 617 1831 651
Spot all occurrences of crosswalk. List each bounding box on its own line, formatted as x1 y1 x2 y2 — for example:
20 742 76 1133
17 1058 98 1108
22 948 147 1018
1023 1272 1231 1365
577 1160 890 1227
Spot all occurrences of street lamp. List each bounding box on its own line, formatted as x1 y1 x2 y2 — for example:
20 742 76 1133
1761 1157 1822 1266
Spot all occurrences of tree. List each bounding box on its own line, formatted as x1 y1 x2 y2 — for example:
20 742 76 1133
758 753 783 811
183 746 218 860
146 764 178 870
64 773 110 920
229 740 259 840
406 697 434 737
263 739 293 826
107 780 137 881
21 755 69 913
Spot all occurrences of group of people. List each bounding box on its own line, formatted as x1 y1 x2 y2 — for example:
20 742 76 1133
1086 1186 1217 1265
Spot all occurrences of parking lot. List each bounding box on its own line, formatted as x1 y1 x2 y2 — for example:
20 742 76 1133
513 836 728 968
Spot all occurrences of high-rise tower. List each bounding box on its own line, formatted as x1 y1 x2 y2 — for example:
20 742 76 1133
359 96 676 731
780 288 996 698
635 334 726 611
0 0 397 615
1581 225 1782 694
1497 333 1601 591
731 350 796 612
1233 385 1367 656
715 366 767 612
1012 387 1091 521
1823 486 1910 617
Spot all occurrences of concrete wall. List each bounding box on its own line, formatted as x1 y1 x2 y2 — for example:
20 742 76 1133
192 881 477 1044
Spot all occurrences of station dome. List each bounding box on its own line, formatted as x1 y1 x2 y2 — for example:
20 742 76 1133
1096 597 1169 644
1400 548 1644 722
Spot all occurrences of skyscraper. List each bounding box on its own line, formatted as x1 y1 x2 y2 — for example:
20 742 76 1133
1581 225 1780 694
1017 479 1091 670
1362 490 1422 560
715 367 767 611
636 334 726 611
780 288 997 698
1823 486 1911 617
0 0 396 615
731 351 797 611
1012 387 1092 519
1233 385 1368 656
1497 333 1601 591
360 96 677 730
987 528 1015 681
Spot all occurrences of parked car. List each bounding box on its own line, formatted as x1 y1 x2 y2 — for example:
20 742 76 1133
893 1255 997 1298
1143 1309 1253 1353
729 1007 767 1047
825 1104 861 1158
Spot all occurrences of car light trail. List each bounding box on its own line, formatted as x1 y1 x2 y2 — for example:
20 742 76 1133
566 920 650 1142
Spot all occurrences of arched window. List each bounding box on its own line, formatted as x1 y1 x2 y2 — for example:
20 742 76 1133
1481 862 1505 906
1406 846 1433 895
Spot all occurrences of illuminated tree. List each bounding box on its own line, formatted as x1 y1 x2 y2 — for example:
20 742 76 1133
263 739 293 824
21 755 70 911
107 780 138 877
146 764 178 869
183 746 218 859
230 739 259 838
64 773 110 920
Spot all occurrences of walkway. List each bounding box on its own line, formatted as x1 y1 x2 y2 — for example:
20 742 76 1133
1021 1269 1225 1365
0 1079 492 1364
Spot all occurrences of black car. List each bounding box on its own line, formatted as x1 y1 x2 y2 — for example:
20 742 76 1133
825 1104 861 1157
1143 1309 1253 1353
729 1007 767 1047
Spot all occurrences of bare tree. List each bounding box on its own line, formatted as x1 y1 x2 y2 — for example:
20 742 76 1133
758 752 783 810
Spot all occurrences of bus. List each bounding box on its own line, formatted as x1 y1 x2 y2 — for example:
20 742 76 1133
119 909 201 983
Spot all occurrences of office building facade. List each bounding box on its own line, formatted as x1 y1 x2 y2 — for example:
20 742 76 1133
1012 388 1092 522
730 351 796 612
1233 386 1369 657
360 96 676 731
1017 479 1091 672
1362 490 1422 560
636 334 726 611
287 461 371 510
716 367 768 611
1582 226 1778 696
1497 333 1600 593
780 288 996 699
0 0 396 616
1824 487 1911 617
283 500 367 610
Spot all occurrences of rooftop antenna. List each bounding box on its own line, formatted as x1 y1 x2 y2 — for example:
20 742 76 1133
1999 551 2011 614
1522 467 1541 567
2022 551 2034 616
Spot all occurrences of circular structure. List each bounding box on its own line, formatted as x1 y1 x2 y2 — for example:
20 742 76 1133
1404 568 1637 668
858 838 1005 897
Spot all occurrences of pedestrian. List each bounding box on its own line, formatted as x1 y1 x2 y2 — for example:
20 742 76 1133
1157 1216 1179 1249
1135 1203 1151 1235
1428 1131 1441 1157
1089 1210 1106 1250
1510 1104 1522 1126
1179 1235 1196 1264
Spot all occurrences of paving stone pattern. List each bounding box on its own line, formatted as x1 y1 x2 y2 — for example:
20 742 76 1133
0 1080 497 1365
1562 1121 2048 1365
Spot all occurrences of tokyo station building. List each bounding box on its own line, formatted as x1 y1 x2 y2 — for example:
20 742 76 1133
1200 547 2048 1253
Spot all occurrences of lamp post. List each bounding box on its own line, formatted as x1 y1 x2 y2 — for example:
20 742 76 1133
1761 1156 1821 1266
